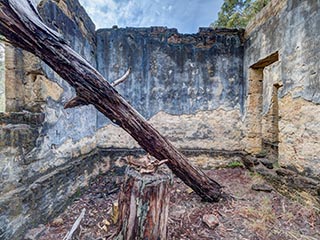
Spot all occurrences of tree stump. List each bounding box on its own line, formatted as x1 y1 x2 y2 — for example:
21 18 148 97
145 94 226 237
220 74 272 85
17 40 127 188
0 0 223 202
115 165 173 240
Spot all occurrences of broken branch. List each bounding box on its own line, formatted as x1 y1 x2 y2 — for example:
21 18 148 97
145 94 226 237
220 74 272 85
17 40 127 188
0 0 222 201
111 67 131 87
64 68 131 109
64 96 87 109
63 208 86 240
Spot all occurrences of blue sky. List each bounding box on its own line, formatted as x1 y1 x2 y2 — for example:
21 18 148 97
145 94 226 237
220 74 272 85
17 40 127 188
78 0 224 33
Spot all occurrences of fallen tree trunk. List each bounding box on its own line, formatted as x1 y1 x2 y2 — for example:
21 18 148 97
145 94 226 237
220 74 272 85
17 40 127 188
0 0 222 201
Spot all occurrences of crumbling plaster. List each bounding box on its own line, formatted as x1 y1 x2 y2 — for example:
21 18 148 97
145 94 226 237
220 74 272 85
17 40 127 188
0 0 320 238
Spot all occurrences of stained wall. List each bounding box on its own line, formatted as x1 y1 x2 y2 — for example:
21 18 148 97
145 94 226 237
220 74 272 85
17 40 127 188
0 45 4 112
0 0 245 239
0 1 102 239
1 0 319 238
95 27 245 151
244 0 320 179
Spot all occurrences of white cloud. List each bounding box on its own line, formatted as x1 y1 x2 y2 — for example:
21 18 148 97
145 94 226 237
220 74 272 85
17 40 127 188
79 0 223 33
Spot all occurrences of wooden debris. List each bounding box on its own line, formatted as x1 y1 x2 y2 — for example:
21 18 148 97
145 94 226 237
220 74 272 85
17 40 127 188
251 184 273 192
63 208 86 240
0 0 222 202
111 68 131 87
127 154 168 174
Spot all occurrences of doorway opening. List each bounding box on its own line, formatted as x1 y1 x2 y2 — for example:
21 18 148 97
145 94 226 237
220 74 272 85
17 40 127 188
247 52 281 162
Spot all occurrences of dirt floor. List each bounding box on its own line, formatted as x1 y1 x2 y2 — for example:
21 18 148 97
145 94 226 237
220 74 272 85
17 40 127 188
30 166 320 240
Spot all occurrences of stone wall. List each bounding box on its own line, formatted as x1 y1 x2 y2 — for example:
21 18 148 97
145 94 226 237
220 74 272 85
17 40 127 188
95 27 245 151
0 1 104 239
0 44 4 112
0 1 246 238
1 0 320 238
244 0 320 180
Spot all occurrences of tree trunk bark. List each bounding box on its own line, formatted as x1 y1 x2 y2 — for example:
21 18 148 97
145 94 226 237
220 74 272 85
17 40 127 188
0 0 222 201
116 165 172 240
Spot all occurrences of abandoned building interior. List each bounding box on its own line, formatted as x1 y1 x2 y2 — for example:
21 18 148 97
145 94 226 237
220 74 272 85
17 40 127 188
0 0 319 238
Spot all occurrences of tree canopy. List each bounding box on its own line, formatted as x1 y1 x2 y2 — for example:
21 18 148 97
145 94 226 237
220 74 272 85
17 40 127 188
211 0 270 29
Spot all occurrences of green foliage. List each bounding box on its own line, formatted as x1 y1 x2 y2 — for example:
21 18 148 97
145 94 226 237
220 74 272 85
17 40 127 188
212 0 271 28
226 161 244 168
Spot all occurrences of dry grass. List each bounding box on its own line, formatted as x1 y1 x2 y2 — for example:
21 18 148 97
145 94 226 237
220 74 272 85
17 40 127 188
236 197 276 238
31 167 320 240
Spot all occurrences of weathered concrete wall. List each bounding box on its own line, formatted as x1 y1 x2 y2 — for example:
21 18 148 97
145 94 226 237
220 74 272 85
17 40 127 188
0 1 246 238
0 44 4 112
4 0 320 237
244 0 320 179
95 27 245 150
0 1 105 239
